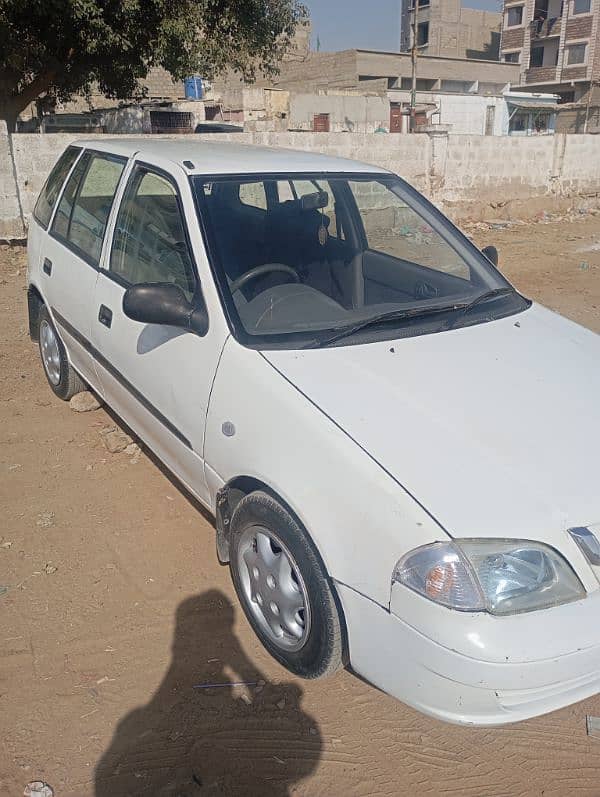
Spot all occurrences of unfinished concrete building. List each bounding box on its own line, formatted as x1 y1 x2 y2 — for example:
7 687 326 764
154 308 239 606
212 49 519 133
500 0 600 104
400 0 502 59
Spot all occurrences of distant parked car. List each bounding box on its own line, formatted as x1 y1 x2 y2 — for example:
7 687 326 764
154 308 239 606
194 122 243 133
27 139 600 726
41 113 104 133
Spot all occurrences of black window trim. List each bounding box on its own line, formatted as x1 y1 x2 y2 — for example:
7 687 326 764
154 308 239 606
102 160 204 309
190 170 523 350
49 148 128 270
32 145 83 231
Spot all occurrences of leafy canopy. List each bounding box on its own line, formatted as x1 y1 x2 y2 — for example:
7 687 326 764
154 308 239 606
0 0 307 125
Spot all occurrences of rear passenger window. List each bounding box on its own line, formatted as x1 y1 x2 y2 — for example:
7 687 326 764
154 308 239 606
51 152 126 266
33 146 80 229
109 168 196 301
51 154 90 241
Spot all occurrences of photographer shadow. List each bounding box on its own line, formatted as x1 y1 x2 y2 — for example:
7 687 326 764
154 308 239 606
94 589 321 796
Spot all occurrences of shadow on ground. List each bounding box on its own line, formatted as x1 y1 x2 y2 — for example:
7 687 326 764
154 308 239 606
94 589 321 796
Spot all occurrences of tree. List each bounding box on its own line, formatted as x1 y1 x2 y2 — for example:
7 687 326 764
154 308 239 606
0 0 307 131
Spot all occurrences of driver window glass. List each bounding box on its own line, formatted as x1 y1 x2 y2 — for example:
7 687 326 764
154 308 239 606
349 180 469 279
109 169 196 301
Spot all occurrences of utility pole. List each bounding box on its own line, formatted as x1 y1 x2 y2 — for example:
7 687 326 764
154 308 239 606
410 0 419 133
584 80 599 134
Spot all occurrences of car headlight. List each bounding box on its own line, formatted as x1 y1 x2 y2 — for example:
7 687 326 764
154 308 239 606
393 539 585 615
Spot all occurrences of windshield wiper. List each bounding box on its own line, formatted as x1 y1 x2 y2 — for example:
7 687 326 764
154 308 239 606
442 287 516 331
302 301 469 349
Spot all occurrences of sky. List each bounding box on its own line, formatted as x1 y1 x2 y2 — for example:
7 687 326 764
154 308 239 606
302 0 501 53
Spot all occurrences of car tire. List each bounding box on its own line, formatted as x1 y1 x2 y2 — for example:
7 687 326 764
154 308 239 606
38 305 86 400
229 490 345 679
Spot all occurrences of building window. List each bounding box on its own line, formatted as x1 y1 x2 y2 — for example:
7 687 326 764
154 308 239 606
503 51 521 63
573 0 591 12
529 46 544 67
567 43 586 64
509 109 555 135
506 6 524 26
558 91 575 103
418 0 430 6
417 21 429 46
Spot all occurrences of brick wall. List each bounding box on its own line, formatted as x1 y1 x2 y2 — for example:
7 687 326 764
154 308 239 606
525 65 558 81
501 27 525 49
562 65 589 79
3 129 600 239
566 16 593 39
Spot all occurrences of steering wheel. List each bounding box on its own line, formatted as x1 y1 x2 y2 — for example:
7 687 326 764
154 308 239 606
230 263 300 294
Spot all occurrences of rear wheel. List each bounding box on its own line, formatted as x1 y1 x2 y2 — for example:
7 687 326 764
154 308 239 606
229 491 344 679
38 305 86 400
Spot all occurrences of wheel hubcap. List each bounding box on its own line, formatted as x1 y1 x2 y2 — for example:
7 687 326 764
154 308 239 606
40 320 61 386
237 526 311 652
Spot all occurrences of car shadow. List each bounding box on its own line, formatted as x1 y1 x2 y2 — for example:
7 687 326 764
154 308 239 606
97 402 215 529
94 590 322 796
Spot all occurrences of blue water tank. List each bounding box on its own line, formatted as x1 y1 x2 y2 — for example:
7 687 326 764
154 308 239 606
184 77 203 100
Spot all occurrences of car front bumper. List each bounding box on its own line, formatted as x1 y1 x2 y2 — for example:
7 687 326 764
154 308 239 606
336 581 600 725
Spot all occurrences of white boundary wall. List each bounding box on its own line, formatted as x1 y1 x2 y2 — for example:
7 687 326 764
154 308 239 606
2 124 600 239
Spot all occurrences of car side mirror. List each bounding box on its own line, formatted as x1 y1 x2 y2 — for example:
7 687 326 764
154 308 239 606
122 282 208 336
482 245 499 268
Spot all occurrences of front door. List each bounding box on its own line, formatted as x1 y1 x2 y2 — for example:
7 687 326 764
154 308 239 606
390 103 403 133
90 162 227 506
313 113 330 132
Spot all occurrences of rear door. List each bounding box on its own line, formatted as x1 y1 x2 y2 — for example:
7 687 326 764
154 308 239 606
42 150 127 386
90 160 228 506
28 145 82 279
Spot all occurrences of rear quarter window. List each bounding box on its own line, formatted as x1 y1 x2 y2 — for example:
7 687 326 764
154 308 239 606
51 151 126 266
32 146 81 229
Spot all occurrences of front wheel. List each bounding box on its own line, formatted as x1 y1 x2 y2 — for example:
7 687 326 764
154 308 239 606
38 305 86 400
229 491 344 679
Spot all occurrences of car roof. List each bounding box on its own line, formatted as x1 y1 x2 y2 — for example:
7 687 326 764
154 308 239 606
73 138 390 176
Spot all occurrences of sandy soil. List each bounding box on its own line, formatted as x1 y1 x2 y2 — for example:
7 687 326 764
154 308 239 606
1 213 600 797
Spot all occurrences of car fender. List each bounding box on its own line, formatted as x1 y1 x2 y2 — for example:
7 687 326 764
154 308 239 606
204 336 449 608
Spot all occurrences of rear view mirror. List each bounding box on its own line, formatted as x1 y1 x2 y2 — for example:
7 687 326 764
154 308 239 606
301 191 328 211
482 245 499 268
123 282 208 336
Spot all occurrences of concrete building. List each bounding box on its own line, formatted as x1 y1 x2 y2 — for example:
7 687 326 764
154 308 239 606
213 48 519 131
400 0 502 59
500 0 600 103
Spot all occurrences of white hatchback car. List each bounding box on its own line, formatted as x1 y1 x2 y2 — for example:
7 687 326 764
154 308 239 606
27 139 600 726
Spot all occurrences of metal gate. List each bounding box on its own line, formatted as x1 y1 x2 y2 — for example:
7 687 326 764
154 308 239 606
390 104 403 132
313 113 330 132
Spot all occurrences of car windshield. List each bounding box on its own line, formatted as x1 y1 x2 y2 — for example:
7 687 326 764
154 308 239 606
193 173 527 347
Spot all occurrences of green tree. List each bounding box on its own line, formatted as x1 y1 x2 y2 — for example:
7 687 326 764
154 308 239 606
0 0 307 131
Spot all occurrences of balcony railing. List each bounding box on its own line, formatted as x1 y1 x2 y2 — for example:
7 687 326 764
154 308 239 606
529 17 561 38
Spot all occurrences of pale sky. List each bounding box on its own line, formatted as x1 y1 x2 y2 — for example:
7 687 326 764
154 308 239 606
303 0 501 52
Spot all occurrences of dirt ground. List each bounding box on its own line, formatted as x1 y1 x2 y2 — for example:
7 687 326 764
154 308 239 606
1 212 600 797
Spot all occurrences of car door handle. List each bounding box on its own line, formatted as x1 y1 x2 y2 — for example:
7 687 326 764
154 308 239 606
98 304 113 328
43 258 52 276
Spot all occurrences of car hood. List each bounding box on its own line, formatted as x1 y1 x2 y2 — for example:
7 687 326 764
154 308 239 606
263 304 600 545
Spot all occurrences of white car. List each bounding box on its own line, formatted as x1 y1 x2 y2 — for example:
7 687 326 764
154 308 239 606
27 139 600 726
